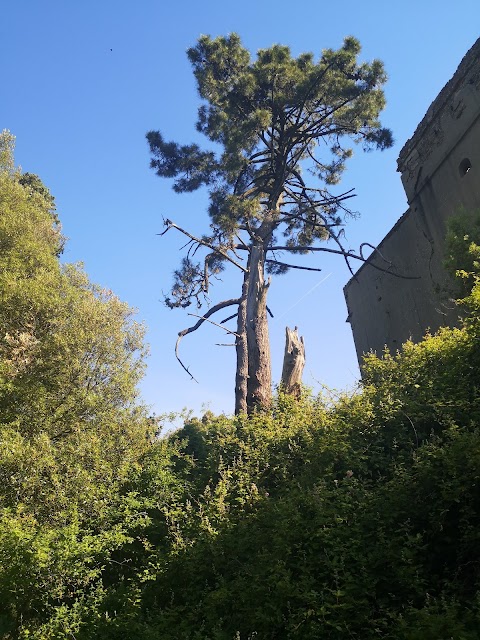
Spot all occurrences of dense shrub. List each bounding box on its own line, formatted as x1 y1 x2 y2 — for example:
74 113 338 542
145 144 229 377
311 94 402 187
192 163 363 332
2 136 480 637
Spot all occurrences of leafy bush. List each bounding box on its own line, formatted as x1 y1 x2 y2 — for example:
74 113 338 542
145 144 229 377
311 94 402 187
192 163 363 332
2 136 480 638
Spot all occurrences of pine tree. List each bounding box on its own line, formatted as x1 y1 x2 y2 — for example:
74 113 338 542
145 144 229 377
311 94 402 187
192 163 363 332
147 34 393 413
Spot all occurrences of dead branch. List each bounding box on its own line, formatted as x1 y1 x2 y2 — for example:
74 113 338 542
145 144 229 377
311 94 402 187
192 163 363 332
175 298 240 382
269 245 420 280
159 218 247 273
187 313 240 337
286 167 357 277
359 242 390 264
221 312 238 324
266 259 323 273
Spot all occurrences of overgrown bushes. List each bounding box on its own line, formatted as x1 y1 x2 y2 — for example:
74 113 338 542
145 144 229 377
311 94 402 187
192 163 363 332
1 138 479 638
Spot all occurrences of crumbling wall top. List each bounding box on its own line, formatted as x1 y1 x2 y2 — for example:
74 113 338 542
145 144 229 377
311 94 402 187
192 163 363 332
397 37 480 173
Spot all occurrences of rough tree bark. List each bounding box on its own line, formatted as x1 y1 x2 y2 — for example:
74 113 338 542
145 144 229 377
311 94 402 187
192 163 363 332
245 244 271 412
280 326 306 399
149 34 395 416
235 280 248 415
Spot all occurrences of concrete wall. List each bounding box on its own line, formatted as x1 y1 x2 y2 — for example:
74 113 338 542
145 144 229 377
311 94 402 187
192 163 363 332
344 38 480 363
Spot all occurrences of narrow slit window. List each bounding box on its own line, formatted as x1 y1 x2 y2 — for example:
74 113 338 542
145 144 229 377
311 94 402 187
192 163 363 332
459 158 472 176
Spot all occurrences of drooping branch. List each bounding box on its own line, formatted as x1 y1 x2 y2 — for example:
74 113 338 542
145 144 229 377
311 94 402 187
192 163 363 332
175 298 241 381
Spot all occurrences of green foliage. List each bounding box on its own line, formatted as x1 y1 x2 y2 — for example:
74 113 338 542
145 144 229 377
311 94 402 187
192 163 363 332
444 208 480 296
0 136 159 638
5 268 480 638
4 132 480 637
125 275 480 638
148 33 392 308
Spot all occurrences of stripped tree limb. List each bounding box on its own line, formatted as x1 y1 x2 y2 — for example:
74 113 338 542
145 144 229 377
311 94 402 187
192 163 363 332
175 298 240 382
187 313 241 337
266 259 323 273
268 246 420 280
221 312 238 324
159 218 247 273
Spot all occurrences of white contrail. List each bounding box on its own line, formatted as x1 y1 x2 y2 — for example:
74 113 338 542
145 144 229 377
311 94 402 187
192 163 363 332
275 272 332 321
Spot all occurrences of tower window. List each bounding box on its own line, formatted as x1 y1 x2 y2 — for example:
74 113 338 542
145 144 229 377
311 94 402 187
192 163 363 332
459 158 472 176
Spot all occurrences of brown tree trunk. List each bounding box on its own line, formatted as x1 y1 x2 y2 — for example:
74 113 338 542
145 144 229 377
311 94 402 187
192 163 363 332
280 326 305 399
234 279 248 414
245 244 271 413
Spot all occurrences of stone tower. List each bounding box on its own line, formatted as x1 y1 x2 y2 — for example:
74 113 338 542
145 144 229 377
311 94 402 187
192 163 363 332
344 38 480 362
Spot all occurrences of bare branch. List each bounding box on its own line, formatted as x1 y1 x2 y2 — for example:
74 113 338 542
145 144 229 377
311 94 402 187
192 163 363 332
221 312 238 324
268 245 420 279
289 177 357 277
175 298 241 381
159 218 247 272
187 313 240 337
266 259 323 273
235 233 249 248
173 347 199 384
359 242 390 263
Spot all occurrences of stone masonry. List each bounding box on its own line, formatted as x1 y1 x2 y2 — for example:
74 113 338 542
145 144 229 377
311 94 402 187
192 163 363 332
344 38 480 363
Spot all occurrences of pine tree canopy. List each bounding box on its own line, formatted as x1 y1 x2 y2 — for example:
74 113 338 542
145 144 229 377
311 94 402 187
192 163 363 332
147 33 392 306
147 34 393 411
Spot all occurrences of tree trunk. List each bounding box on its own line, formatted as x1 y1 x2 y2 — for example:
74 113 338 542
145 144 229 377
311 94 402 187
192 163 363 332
234 279 248 414
245 244 271 413
280 326 305 399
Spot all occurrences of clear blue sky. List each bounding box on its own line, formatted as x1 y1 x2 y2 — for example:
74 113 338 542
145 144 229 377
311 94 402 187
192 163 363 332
2 1 479 418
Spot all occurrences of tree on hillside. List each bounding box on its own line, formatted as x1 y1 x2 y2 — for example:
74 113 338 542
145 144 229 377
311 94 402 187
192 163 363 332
0 131 158 636
147 34 393 413
0 130 150 525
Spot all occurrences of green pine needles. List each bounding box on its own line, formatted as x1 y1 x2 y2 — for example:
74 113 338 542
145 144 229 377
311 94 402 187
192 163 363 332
147 34 393 412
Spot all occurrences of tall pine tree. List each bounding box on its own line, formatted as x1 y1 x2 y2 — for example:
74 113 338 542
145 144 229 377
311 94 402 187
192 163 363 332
148 34 392 413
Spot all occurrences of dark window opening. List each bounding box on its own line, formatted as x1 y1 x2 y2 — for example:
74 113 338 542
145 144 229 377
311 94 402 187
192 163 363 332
459 158 472 176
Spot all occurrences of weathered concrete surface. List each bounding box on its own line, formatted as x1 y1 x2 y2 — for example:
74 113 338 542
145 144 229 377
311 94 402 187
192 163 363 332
345 37 480 363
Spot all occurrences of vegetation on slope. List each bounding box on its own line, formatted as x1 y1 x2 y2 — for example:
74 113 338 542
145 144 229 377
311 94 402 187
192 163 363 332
1 135 479 638
0 131 155 638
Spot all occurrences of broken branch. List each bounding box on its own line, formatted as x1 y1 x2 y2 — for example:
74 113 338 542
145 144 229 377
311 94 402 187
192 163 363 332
159 218 247 273
175 298 241 381
187 313 240 337
266 259 323 273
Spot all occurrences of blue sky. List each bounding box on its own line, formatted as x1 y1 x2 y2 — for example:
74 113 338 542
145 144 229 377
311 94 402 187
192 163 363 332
2 1 479 418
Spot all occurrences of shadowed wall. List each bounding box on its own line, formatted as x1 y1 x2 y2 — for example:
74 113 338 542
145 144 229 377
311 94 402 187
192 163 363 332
345 38 480 362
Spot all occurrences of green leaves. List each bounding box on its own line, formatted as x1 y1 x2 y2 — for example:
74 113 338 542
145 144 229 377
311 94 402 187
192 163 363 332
4 222 480 638
149 34 393 413
146 131 219 192
149 32 392 239
0 136 155 637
